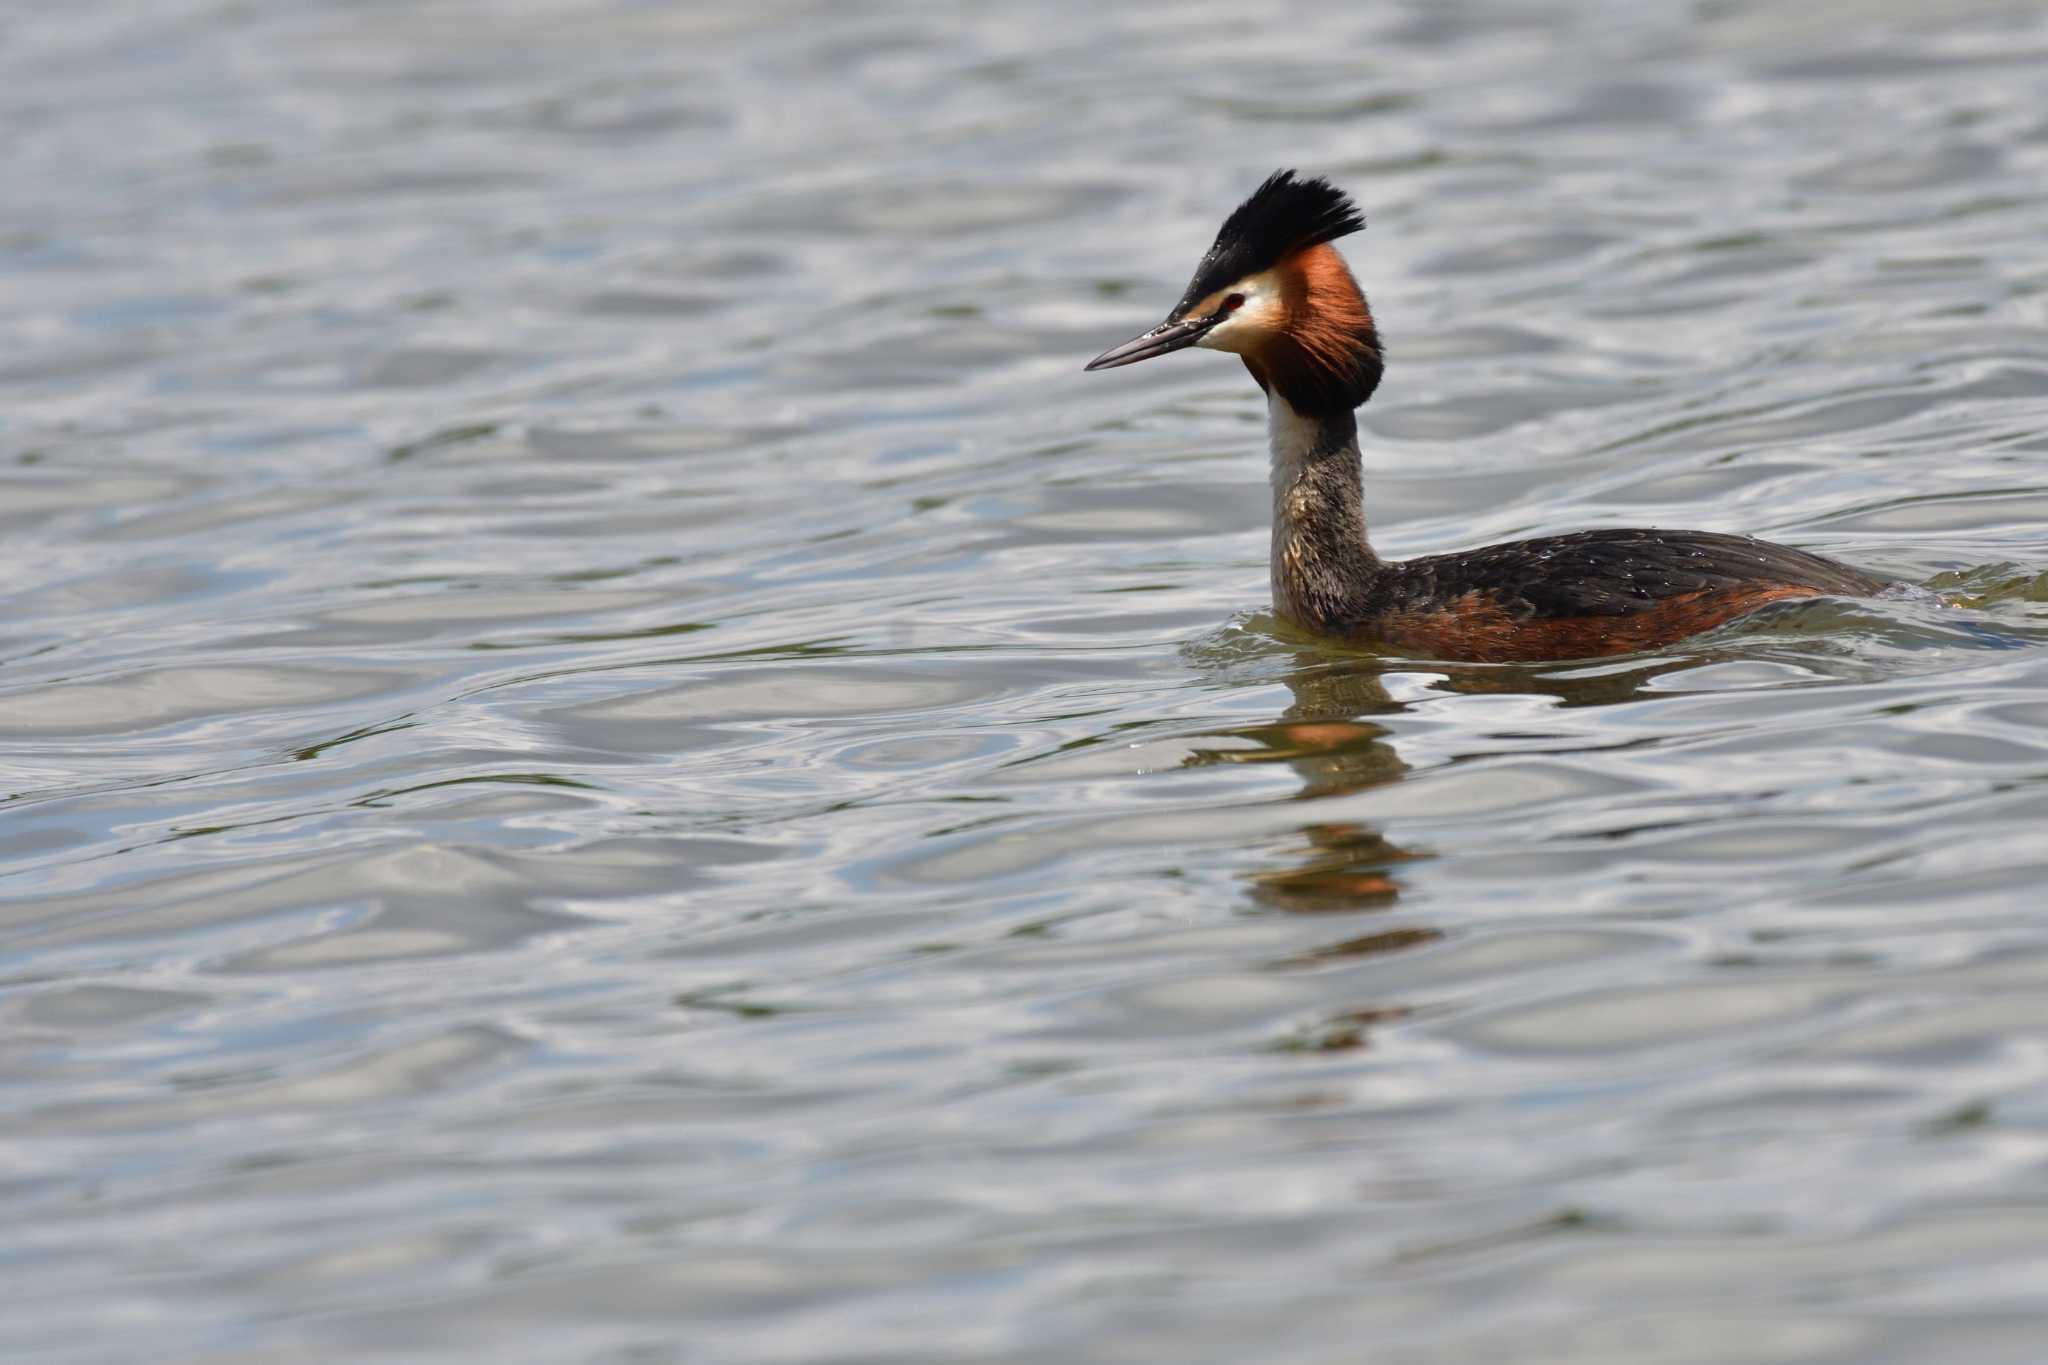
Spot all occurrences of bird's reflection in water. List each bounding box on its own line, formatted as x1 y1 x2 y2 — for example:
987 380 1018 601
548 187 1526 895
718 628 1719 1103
1187 646 1712 1055
1179 645 1709 1051
1184 647 1707 914
1181 653 1415 915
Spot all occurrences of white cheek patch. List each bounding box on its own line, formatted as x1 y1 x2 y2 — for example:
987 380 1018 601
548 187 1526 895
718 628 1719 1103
1197 276 1283 355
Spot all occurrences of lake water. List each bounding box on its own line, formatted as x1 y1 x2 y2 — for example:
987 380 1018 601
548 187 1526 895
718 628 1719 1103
8 2 2048 1361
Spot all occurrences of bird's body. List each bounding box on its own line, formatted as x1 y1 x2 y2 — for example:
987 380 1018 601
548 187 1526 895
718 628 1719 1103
1257 401 1884 663
1086 171 1887 663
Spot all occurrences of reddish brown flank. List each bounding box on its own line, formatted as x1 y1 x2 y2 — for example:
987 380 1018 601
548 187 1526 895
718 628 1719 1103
1368 584 1823 663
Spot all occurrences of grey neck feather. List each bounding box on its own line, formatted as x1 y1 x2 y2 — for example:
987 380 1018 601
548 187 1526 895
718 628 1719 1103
1267 393 1379 630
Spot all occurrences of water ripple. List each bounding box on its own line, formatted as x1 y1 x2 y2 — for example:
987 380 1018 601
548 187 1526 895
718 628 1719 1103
5 2 2048 1362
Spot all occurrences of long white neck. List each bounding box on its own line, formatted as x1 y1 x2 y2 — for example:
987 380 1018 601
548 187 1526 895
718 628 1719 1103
1266 393 1377 630
1267 393 1336 503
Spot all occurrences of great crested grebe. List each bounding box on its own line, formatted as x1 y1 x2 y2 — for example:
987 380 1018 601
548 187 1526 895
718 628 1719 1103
1085 170 1887 663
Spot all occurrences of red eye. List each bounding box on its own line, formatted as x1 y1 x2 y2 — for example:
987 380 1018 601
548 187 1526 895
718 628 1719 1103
1223 293 1246 312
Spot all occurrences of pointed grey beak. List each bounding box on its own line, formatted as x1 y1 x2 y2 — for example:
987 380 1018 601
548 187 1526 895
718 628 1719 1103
1083 315 1215 371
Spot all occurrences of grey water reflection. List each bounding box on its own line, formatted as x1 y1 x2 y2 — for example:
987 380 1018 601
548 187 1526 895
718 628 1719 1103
8 0 2048 1361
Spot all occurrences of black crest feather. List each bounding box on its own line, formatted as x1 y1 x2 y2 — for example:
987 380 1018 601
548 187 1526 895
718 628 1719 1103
1172 169 1366 318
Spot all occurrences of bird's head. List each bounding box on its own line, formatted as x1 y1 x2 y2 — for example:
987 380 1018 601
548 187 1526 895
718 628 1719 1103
1085 170 1382 417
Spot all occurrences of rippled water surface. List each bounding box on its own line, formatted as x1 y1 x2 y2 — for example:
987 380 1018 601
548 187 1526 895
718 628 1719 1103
10 2 2048 1360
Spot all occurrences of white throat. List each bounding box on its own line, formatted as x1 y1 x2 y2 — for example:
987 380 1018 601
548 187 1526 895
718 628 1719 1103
1265 392 1370 619
1266 391 1324 494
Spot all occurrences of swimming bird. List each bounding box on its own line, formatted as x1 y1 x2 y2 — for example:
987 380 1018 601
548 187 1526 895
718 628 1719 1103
1084 170 1886 662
